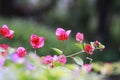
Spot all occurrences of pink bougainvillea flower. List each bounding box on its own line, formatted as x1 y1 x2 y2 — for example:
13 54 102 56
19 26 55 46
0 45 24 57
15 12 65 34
56 28 71 41
53 55 59 62
76 32 84 43
30 34 45 49
53 55 67 64
16 47 27 58
42 55 54 68
0 24 14 39
42 55 53 64
42 54 67 68
82 64 92 73
84 44 94 55
58 54 67 64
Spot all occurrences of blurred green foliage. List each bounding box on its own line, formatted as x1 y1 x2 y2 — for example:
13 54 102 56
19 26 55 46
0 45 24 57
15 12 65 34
0 17 80 57
0 0 120 63
110 15 120 44
45 0 120 62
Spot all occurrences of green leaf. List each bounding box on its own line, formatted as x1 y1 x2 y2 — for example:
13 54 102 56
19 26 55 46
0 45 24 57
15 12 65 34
53 62 63 67
99 43 105 49
84 43 87 47
72 56 84 66
4 59 12 66
75 43 83 50
52 48 63 55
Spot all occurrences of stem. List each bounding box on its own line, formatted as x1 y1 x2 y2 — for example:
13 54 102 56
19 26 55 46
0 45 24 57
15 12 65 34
82 42 85 49
62 40 65 53
66 51 84 57
0 37 3 39
86 57 93 64
35 49 37 56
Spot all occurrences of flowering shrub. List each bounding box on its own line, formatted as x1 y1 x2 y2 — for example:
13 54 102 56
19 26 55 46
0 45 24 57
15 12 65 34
0 25 106 80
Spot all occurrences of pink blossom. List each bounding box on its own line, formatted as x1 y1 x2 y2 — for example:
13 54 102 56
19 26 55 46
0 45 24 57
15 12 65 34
42 55 53 64
53 55 67 64
58 54 67 64
0 24 14 39
76 32 84 43
30 34 45 49
56 28 71 41
16 47 27 58
42 54 67 68
82 64 92 73
84 44 94 55
42 55 54 68
53 55 59 62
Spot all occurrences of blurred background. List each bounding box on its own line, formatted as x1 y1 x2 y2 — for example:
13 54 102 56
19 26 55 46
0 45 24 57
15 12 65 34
0 0 120 63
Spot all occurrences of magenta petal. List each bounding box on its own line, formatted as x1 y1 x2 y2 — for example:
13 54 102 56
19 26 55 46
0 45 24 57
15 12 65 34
82 64 92 73
38 37 45 48
2 24 8 29
56 28 65 36
30 34 45 49
66 30 71 36
5 30 14 38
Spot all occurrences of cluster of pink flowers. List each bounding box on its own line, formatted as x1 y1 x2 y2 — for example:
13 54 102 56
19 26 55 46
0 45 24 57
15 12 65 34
56 28 105 55
42 54 66 68
0 25 105 72
15 34 45 58
76 32 105 55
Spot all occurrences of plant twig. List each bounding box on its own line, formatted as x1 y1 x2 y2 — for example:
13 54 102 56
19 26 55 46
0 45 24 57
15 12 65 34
66 51 84 57
86 57 93 64
34 49 37 58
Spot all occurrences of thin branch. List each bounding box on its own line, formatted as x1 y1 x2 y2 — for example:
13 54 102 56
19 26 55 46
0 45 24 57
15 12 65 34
66 51 84 58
